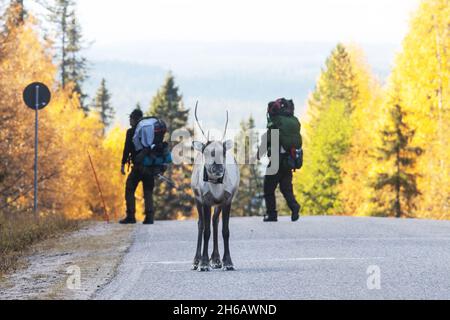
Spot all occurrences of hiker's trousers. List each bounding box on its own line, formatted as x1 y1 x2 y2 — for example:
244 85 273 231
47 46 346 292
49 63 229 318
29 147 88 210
264 168 300 218
125 167 155 217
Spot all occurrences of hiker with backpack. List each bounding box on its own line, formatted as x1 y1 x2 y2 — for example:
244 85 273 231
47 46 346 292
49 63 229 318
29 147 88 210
120 109 172 225
258 98 303 223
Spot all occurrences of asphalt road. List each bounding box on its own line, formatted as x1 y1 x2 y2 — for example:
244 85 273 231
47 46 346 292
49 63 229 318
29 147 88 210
96 216 450 300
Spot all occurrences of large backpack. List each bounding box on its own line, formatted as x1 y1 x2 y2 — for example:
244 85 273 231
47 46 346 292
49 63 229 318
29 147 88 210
268 98 295 118
138 117 167 145
134 117 172 173
267 99 303 170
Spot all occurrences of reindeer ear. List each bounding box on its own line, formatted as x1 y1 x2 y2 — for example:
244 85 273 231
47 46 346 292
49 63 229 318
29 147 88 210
224 140 234 151
192 141 205 152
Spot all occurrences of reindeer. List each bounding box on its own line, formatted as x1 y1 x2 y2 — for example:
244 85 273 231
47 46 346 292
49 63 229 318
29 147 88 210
191 103 240 272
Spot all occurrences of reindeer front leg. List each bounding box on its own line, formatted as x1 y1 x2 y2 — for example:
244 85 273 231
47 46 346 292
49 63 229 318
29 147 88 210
222 204 235 271
198 204 212 272
192 200 203 271
210 206 223 269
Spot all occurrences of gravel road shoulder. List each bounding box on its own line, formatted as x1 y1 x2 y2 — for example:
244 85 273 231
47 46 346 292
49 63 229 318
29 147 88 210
0 222 135 300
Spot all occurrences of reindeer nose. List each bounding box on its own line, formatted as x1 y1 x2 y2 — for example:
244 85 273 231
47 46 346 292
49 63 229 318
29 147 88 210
212 163 225 174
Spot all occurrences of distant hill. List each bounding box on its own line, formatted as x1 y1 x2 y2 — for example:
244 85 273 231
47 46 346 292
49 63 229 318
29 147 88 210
86 61 167 124
85 42 396 130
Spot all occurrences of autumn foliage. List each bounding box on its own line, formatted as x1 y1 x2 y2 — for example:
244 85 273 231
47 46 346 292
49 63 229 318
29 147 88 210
295 0 449 219
0 0 448 223
0 15 126 220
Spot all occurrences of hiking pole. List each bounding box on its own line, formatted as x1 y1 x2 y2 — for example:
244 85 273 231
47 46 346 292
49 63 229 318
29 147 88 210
87 151 110 223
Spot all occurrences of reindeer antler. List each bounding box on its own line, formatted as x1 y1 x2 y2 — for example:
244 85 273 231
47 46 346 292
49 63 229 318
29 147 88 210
194 101 208 141
222 110 229 141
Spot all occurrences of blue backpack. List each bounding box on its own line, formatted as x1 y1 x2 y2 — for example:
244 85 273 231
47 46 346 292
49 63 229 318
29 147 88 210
134 117 173 170
142 143 173 167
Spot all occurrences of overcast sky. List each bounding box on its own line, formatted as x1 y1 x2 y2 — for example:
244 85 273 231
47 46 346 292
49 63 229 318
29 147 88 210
77 0 420 45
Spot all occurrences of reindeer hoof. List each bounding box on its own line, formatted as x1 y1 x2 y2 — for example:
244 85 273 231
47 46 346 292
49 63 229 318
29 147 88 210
210 260 223 270
192 259 200 271
198 264 211 272
223 265 235 271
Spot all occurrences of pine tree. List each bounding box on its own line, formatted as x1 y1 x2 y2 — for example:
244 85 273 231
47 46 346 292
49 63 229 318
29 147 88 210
371 91 423 218
92 78 115 131
147 72 192 220
48 0 88 111
233 116 263 217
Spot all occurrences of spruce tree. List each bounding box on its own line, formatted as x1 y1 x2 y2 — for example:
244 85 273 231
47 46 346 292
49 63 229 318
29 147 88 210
149 72 189 131
48 0 71 88
147 72 192 220
66 11 87 110
371 99 422 218
48 0 88 111
92 78 114 132
233 116 263 216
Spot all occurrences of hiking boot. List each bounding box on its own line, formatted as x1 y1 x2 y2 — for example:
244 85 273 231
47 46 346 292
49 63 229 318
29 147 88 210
119 216 137 224
263 215 278 222
292 205 301 222
143 215 154 225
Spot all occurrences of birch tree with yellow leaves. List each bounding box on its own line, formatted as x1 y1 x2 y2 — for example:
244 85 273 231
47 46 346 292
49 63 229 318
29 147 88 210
295 44 375 215
0 6 124 220
388 0 449 218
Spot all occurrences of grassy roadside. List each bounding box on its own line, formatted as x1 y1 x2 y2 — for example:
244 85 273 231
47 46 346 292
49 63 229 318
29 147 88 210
0 210 81 277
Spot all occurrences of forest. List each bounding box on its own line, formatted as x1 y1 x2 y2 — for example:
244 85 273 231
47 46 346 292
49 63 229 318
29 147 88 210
295 0 449 220
0 0 448 235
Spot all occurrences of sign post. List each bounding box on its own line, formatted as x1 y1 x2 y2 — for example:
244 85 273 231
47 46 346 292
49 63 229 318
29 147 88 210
23 82 51 216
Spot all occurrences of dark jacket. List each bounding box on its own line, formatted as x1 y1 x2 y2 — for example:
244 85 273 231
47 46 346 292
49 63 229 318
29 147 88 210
122 127 137 166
